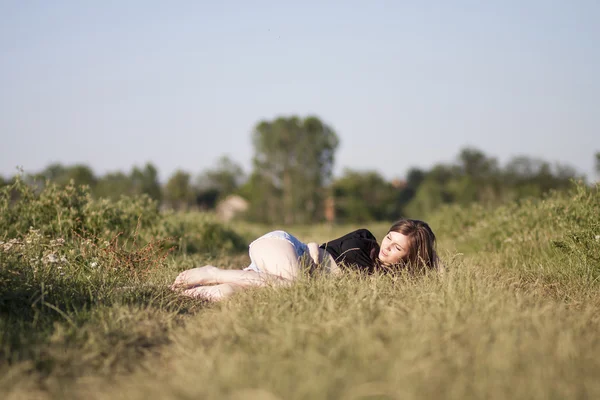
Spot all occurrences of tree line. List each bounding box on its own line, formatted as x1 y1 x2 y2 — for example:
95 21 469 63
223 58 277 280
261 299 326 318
2 115 598 224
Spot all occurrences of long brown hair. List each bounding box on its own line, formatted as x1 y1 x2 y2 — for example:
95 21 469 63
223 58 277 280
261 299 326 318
381 219 438 272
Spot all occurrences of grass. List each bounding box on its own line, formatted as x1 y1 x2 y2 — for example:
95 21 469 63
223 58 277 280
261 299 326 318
1 180 599 399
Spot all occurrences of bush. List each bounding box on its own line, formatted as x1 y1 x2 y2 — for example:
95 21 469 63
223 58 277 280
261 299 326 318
0 177 161 242
156 212 248 256
428 182 599 281
0 178 246 375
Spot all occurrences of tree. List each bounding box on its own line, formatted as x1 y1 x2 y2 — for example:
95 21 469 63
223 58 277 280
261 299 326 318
196 155 245 202
36 163 97 189
595 152 600 181
238 171 281 222
458 147 498 179
195 155 245 210
397 167 426 207
93 163 162 202
94 172 133 200
332 169 399 223
164 170 194 211
504 156 580 198
249 115 339 224
37 163 67 182
454 148 501 204
404 178 449 218
404 164 456 217
130 162 162 202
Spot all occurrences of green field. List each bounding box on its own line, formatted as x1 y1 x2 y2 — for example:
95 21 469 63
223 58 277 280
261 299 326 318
1 180 599 399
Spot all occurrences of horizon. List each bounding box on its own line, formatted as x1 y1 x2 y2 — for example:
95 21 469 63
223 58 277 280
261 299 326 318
0 144 592 186
1 1 599 182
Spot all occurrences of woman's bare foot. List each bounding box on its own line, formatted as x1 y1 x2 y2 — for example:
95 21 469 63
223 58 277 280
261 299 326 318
171 265 219 290
182 283 237 301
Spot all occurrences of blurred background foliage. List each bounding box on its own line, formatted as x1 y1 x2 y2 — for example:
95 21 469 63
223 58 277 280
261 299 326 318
2 115 597 225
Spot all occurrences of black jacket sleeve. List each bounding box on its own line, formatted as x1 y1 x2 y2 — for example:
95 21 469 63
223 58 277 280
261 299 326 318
319 229 380 272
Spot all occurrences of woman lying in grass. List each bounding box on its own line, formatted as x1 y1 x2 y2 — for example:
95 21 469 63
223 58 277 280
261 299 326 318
171 218 439 301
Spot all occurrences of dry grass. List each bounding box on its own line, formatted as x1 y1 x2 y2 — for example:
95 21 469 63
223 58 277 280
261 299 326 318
1 182 599 399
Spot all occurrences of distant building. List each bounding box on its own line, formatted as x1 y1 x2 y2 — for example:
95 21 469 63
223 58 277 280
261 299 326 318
324 195 335 223
391 178 407 189
216 194 249 221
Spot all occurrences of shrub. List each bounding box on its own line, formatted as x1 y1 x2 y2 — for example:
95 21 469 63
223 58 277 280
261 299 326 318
427 182 599 281
0 177 161 243
156 212 248 256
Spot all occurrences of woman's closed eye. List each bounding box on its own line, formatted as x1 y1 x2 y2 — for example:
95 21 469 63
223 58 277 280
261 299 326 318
386 235 402 251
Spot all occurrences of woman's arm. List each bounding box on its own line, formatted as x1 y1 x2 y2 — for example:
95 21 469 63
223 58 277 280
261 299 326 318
306 242 341 275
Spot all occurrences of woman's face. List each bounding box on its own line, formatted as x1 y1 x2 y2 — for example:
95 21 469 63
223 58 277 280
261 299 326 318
378 231 410 265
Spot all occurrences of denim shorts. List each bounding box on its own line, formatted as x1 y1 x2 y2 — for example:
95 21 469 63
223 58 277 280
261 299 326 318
243 230 310 273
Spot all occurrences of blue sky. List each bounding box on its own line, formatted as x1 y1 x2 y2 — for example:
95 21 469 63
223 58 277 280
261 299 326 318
1 1 599 182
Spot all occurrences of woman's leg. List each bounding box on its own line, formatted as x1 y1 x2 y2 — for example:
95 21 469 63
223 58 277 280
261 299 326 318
171 232 307 298
172 234 306 287
171 265 289 289
247 237 305 280
181 283 242 301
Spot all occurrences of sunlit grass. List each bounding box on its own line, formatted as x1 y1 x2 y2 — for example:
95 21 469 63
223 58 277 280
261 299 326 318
1 182 598 399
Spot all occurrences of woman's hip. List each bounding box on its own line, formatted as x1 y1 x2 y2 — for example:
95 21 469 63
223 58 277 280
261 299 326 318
249 230 309 259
